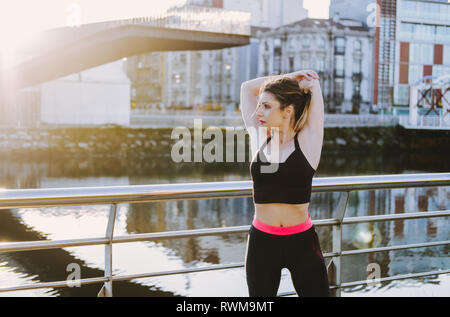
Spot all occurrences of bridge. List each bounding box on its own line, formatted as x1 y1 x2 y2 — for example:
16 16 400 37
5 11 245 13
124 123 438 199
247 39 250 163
0 5 250 91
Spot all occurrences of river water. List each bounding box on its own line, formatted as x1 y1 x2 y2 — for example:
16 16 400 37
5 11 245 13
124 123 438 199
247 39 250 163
0 150 449 297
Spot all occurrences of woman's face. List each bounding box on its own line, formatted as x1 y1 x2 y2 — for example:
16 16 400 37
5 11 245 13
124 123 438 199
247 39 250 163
255 91 291 129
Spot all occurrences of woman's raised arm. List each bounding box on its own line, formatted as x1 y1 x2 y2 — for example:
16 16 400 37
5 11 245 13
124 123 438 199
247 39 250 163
240 70 319 132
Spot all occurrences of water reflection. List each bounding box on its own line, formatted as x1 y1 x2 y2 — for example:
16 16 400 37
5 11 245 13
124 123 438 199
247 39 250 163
351 223 383 249
0 153 448 296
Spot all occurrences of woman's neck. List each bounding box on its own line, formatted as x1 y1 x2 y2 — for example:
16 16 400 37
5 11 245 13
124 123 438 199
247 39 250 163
271 129 296 146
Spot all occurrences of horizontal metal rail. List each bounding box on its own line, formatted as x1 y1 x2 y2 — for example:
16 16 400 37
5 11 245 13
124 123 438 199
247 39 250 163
0 173 449 296
0 173 449 209
0 211 448 254
278 269 450 297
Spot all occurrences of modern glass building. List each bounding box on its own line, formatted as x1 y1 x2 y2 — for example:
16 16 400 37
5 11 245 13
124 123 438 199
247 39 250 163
393 0 450 107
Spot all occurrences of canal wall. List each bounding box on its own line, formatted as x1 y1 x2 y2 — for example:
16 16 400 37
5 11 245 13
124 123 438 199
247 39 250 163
0 125 448 159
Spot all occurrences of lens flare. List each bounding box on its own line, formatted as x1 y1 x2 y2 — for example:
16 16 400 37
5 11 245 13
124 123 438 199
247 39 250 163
351 223 382 249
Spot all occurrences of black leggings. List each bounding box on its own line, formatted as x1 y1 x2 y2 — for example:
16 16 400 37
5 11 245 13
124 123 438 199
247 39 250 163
245 224 330 297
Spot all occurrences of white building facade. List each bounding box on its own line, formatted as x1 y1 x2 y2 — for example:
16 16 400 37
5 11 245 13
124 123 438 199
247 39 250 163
40 60 131 126
156 0 308 114
256 18 374 113
393 0 450 107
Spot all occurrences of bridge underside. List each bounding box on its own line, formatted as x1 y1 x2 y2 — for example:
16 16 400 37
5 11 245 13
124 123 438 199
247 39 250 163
1 24 249 90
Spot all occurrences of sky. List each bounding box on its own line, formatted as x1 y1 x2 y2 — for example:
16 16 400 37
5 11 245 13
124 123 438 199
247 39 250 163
0 0 331 41
304 0 330 19
0 0 331 66
0 0 186 46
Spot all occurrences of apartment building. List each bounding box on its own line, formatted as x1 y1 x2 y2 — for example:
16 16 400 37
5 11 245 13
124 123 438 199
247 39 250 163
256 18 374 113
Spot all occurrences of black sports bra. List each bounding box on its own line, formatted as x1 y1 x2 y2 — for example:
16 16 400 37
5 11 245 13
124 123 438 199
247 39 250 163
250 131 316 204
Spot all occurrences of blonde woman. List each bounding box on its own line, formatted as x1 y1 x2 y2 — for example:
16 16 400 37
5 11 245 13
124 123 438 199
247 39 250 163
241 70 329 297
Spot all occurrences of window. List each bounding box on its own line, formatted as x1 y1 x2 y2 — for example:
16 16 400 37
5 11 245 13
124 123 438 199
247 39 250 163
409 43 434 64
302 36 310 49
353 59 361 74
421 44 434 65
316 55 325 72
399 23 413 40
409 43 421 63
289 56 295 72
335 55 344 77
433 65 444 79
444 45 450 66
334 78 345 105
335 37 345 54
354 40 362 52
300 54 310 69
397 85 409 105
318 37 325 49
274 38 282 56
409 65 422 85
289 37 296 50
263 56 269 76
436 26 446 43
335 79 344 94
274 56 281 74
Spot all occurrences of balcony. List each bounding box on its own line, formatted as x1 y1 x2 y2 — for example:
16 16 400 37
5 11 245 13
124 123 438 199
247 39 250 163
352 73 363 82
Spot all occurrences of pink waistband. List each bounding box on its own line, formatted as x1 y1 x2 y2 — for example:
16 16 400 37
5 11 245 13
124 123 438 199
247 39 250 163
252 213 313 235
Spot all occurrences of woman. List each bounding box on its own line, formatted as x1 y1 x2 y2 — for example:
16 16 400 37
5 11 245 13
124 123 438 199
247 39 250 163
240 69 329 297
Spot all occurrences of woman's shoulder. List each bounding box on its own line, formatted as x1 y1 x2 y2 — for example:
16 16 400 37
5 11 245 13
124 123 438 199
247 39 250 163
297 128 322 171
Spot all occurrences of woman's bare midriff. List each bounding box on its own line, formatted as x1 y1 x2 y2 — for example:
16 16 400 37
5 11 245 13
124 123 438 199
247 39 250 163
254 203 310 227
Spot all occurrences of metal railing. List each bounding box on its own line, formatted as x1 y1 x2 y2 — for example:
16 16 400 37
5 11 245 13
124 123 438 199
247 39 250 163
0 173 449 297
128 113 401 129
398 113 450 130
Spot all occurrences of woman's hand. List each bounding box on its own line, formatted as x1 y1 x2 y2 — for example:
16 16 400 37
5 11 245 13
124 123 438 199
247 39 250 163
298 78 320 93
289 70 319 93
290 70 319 82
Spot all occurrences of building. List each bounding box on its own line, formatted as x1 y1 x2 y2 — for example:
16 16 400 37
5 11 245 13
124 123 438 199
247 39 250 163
256 18 374 113
223 0 308 29
125 53 165 112
2 59 131 127
372 0 450 112
40 60 131 126
393 0 450 107
329 0 376 27
128 0 308 114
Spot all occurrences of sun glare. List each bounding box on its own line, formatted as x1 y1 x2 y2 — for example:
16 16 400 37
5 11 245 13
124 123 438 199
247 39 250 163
0 0 187 68
303 0 331 19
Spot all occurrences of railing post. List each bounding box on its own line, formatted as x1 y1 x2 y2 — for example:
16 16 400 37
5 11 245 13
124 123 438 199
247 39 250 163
329 192 349 297
98 203 117 297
